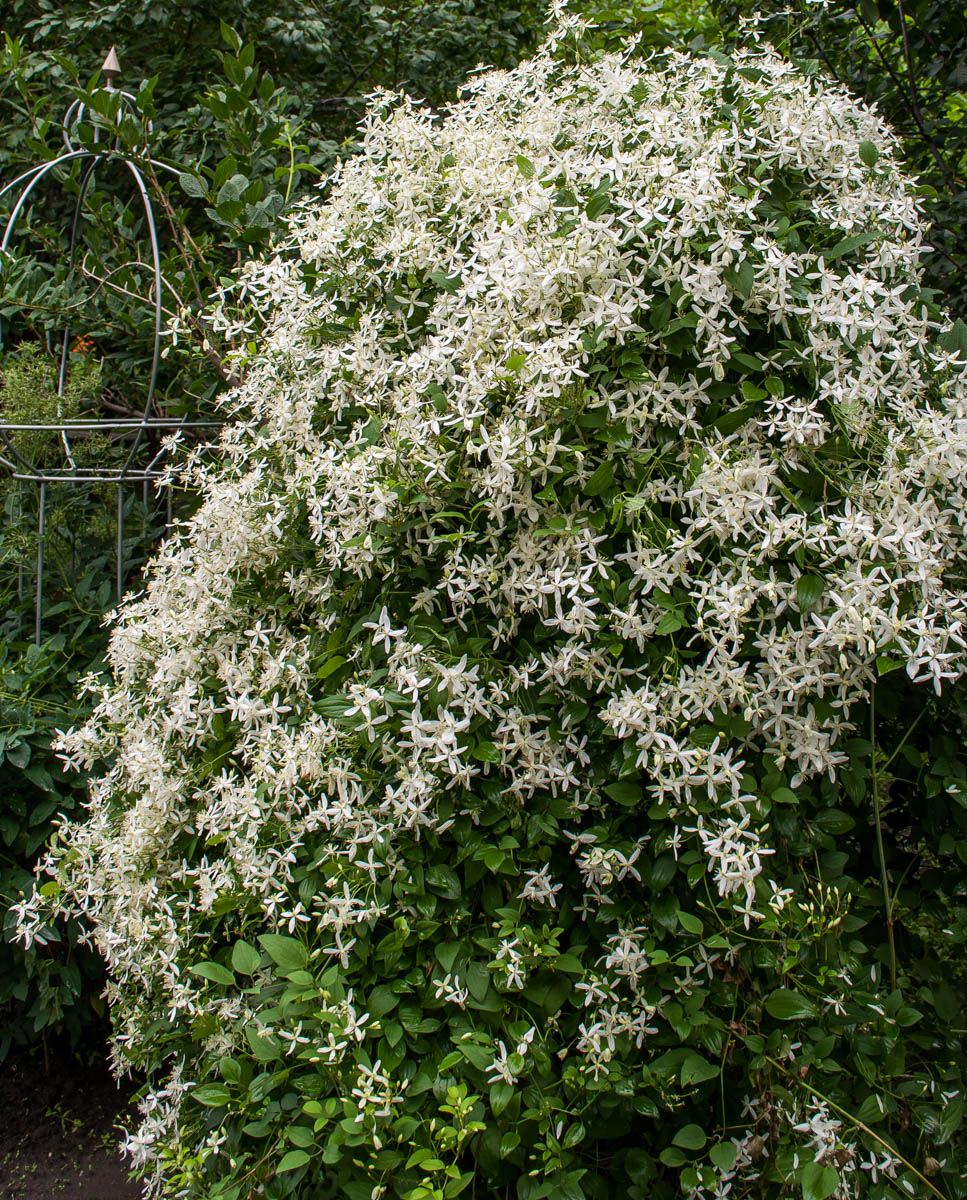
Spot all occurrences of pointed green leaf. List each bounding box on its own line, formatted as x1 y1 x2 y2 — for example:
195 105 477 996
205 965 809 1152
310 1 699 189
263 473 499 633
277 1149 311 1172
672 1124 706 1150
231 940 262 975
764 989 817 1021
858 140 879 168
190 961 236 987
258 933 307 972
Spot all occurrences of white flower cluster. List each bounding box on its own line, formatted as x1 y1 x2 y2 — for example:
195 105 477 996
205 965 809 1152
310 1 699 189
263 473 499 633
14 12 967 1187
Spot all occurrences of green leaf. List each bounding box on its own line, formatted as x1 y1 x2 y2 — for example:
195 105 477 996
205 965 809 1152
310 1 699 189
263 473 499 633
603 780 640 806
467 962 491 1002
522 970 571 1016
764 989 817 1021
585 191 611 220
583 460 614 496
179 172 208 200
286 1124 315 1148
677 910 704 936
800 1161 839 1200
672 1124 706 1151
725 259 755 298
245 1026 281 1062
490 1081 515 1114
680 1053 718 1084
859 140 880 168
217 173 250 206
796 575 824 611
231 940 262 975
435 942 462 974
192 1083 232 1106
219 19 242 52
190 961 236 987
472 740 500 763
459 1041 494 1071
426 864 462 899
369 985 400 1016
516 155 535 180
824 232 876 262
258 933 307 973
940 318 967 359
655 610 686 636
710 1142 737 1172
314 655 346 679
277 1149 311 1173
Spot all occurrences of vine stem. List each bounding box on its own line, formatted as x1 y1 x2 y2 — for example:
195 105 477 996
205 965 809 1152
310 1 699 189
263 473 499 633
760 1054 949 1200
870 691 898 992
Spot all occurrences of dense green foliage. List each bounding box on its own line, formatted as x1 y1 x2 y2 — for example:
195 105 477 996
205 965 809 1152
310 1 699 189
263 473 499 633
15 17 967 1199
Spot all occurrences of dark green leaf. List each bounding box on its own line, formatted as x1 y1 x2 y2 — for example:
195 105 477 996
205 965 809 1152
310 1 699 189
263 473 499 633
190 961 236 987
672 1124 706 1150
258 934 307 973
764 989 817 1021
859 140 879 167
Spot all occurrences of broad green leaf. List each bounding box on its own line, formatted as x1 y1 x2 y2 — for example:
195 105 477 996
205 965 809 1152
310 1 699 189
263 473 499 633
286 1124 315 1148
583 460 614 497
245 1026 281 1062
231 939 262 975
516 154 535 180
824 231 876 261
368 985 400 1016
192 1083 232 1106
940 318 967 358
179 172 208 200
710 1141 737 1172
680 1053 718 1084
277 1149 311 1172
603 780 640 806
800 1161 839 1200
796 575 824 611
677 910 704 936
859 140 879 167
435 942 462 974
585 191 611 220
490 1081 515 1114
764 989 817 1021
190 961 236 987
258 933 307 973
672 1124 706 1150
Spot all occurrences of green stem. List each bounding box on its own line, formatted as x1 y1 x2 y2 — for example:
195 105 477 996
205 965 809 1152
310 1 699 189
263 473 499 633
760 1053 949 1200
870 692 898 992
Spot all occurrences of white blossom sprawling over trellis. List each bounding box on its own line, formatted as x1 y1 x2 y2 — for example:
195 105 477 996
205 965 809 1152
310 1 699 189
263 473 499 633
15 11 967 1199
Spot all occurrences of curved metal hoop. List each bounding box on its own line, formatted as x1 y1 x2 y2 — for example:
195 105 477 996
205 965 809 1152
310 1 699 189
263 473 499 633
0 72 219 638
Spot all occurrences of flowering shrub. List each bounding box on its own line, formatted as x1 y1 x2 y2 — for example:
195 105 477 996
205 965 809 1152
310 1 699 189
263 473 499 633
15 10 967 1200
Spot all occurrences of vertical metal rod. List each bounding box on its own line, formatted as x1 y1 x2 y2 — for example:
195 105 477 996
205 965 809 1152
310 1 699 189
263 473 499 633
17 482 24 607
35 481 46 645
116 483 124 603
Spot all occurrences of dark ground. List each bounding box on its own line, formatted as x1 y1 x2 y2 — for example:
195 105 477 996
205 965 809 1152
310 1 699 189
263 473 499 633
0 1038 142 1200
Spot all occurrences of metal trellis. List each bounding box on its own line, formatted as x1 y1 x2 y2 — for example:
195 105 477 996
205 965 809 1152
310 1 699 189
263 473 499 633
0 48 219 642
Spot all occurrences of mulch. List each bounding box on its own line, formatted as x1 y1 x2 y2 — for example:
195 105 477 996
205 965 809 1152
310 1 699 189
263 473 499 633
0 1037 143 1200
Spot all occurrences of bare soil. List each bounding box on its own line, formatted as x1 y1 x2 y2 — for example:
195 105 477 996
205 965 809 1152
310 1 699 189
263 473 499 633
0 1038 142 1200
